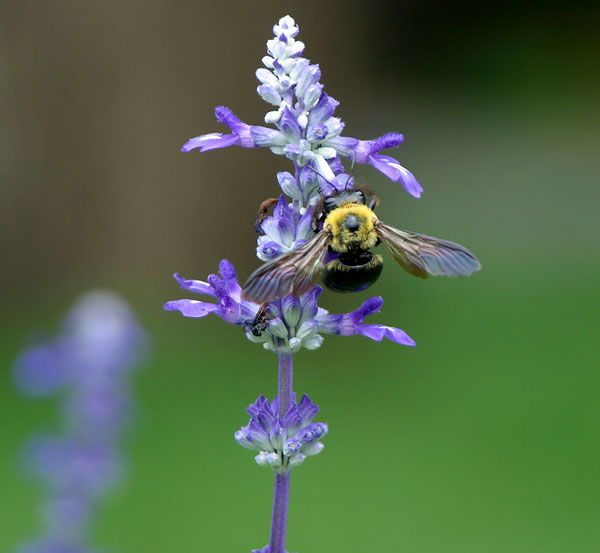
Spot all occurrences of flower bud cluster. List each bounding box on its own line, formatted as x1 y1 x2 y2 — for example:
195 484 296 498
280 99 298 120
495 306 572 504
235 394 327 474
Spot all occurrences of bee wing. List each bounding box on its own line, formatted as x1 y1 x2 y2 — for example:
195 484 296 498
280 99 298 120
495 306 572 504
376 222 481 278
242 231 330 303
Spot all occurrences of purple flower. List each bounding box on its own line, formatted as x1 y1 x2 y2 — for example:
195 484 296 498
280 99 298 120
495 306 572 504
166 263 416 352
181 106 287 153
353 133 423 198
165 264 322 353
257 196 314 261
235 394 327 474
316 296 416 346
164 260 259 325
180 15 422 204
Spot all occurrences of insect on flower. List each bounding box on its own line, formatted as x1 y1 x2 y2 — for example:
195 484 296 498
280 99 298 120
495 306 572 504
242 184 481 303
243 304 275 337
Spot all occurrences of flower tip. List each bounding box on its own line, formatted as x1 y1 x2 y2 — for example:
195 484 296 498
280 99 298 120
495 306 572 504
180 140 196 153
173 273 186 287
218 259 237 280
390 328 417 347
214 105 232 121
406 179 423 198
403 335 417 347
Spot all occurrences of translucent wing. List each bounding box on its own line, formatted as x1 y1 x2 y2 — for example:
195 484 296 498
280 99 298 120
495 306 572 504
376 222 481 278
242 231 330 303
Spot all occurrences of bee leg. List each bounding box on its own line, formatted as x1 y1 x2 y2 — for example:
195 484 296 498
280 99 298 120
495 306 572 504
312 196 326 232
254 197 279 234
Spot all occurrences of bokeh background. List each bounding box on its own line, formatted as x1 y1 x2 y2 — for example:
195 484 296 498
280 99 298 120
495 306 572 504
2 1 599 552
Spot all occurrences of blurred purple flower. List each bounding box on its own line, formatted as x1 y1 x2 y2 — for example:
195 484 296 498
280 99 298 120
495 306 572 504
14 291 147 553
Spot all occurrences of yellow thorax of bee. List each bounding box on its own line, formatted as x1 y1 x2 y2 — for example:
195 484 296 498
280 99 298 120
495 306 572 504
324 203 379 253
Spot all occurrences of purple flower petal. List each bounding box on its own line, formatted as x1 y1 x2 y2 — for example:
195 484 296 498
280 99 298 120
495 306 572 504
215 106 251 141
316 296 416 346
296 64 321 99
369 154 423 198
279 108 302 141
307 93 339 126
295 206 313 238
174 273 215 297
257 239 286 260
163 299 222 319
350 296 383 322
359 324 416 346
250 126 287 148
297 394 319 426
373 132 405 151
218 259 242 300
326 136 359 157
181 133 240 153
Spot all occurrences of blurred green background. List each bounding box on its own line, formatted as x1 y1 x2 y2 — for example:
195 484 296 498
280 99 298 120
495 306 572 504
2 1 599 552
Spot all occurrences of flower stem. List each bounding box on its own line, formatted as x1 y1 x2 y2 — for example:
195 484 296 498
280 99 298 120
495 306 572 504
269 472 290 553
278 353 293 418
269 352 294 553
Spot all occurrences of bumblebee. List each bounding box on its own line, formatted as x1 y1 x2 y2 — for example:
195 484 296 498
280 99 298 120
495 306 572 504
242 187 481 303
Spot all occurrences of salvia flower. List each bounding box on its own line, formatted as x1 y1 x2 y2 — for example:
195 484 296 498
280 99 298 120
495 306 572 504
235 394 327 474
13 291 147 553
168 15 424 553
165 264 415 353
168 14 419 354
181 15 422 200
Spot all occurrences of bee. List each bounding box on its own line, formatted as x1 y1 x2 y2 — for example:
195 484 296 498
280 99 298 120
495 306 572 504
242 186 481 303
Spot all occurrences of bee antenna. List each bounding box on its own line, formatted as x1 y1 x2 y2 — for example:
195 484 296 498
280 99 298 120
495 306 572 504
340 151 356 190
306 163 336 187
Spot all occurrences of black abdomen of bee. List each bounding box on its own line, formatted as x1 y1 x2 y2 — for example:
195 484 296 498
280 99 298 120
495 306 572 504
322 251 384 292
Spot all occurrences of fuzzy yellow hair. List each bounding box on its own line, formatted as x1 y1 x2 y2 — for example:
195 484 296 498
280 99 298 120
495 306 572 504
324 203 378 253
